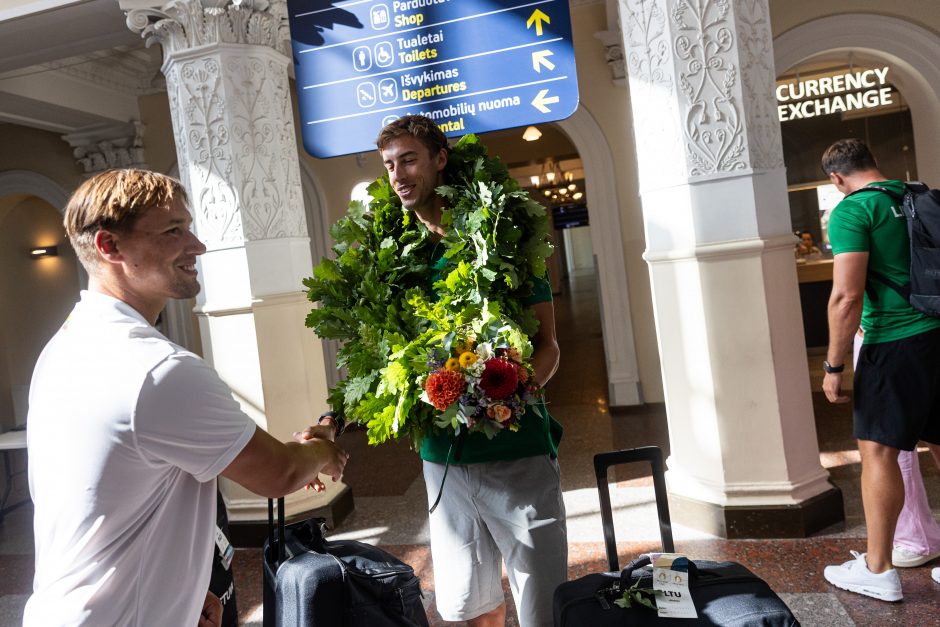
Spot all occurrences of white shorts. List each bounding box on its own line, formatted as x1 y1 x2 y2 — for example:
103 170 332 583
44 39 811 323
423 455 567 627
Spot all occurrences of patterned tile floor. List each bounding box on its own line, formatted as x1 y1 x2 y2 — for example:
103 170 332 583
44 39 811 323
2 270 939 626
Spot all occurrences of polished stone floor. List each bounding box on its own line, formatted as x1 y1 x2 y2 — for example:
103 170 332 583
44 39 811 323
1 268 939 626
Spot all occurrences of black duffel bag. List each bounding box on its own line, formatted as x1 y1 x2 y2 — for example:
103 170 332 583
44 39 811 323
262 498 429 627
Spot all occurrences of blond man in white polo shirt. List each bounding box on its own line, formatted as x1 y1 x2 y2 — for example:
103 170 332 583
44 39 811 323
25 169 348 627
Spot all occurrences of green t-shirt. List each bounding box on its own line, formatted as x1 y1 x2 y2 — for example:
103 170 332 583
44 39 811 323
419 244 563 464
827 180 940 343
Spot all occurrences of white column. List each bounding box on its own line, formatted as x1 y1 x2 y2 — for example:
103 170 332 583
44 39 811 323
126 0 349 526
618 0 842 536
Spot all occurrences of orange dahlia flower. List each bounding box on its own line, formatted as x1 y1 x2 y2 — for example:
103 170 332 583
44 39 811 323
425 369 466 410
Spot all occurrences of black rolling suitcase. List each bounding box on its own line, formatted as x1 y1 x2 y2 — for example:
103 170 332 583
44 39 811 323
553 447 800 626
262 497 429 627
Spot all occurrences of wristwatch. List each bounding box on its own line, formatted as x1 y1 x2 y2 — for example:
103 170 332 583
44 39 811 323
317 411 346 437
822 360 845 374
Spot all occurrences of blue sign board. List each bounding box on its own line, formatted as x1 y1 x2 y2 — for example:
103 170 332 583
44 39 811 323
287 0 579 158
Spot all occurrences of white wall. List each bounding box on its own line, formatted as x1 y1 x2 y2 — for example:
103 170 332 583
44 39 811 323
563 226 595 273
0 195 79 431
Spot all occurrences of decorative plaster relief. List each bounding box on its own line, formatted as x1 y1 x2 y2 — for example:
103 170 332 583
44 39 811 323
619 0 683 187
62 121 149 175
672 0 747 176
166 56 242 247
126 0 291 58
621 0 781 181
734 0 784 171
225 54 305 240
594 30 626 83
43 47 164 96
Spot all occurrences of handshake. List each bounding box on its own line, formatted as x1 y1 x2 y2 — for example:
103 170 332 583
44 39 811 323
293 412 349 493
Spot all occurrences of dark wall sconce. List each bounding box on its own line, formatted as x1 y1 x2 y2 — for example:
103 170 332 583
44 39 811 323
30 246 58 258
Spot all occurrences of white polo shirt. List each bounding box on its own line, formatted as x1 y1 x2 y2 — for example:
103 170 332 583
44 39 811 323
25 291 255 627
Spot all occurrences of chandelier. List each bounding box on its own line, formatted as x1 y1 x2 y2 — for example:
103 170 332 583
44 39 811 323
528 159 584 206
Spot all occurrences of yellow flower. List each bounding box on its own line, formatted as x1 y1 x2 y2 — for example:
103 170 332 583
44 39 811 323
445 357 460 372
459 351 478 368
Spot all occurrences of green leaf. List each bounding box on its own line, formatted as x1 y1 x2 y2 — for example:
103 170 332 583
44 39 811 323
344 373 377 406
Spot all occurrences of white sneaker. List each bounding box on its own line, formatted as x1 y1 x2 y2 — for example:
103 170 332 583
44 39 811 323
824 551 903 602
892 545 940 568
932 567 940 584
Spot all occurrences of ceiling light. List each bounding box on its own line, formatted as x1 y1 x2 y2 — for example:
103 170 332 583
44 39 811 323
572 192 583 200
522 126 542 142
543 189 552 197
567 183 577 191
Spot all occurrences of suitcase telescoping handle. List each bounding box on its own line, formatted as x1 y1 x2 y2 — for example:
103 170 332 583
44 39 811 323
267 497 286 567
594 446 675 571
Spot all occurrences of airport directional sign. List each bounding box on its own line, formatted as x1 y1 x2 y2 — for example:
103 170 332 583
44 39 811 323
287 0 579 158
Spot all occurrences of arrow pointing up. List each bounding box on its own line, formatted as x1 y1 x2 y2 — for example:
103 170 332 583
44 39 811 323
526 9 550 36
532 89 560 113
531 50 555 73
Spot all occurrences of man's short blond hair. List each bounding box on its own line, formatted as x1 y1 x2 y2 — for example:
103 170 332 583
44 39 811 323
64 169 188 271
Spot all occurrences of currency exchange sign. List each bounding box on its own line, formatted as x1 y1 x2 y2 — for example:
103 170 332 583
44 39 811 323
287 0 579 158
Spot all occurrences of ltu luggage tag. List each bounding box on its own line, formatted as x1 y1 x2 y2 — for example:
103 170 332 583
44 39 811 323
215 525 235 571
652 554 697 619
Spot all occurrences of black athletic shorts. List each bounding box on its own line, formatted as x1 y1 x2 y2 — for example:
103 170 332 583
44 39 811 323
853 326 940 450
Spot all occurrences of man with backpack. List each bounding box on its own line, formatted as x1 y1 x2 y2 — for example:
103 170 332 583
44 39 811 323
821 138 940 600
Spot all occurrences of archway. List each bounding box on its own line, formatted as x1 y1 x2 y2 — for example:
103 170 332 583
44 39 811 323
555 107 642 406
0 189 79 430
774 14 940 184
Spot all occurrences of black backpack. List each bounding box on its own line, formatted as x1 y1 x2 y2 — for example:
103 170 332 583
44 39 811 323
848 182 940 317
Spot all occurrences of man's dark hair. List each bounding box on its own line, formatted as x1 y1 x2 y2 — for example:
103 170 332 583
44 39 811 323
821 138 878 176
376 115 449 157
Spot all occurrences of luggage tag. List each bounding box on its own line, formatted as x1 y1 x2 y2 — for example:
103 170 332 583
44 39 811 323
215 525 235 571
652 554 697 619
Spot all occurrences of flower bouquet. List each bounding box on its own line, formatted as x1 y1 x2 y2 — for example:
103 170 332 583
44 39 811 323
423 323 542 439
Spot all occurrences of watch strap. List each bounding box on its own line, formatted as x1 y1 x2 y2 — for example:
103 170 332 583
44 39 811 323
318 411 346 436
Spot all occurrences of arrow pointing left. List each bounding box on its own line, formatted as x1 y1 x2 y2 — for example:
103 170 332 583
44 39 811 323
532 89 560 113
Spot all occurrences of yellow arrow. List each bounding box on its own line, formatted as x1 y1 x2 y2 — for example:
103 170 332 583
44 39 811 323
526 9 550 36
531 49 555 73
532 89 560 113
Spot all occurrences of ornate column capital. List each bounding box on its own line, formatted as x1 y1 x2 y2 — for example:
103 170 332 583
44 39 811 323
61 121 148 176
126 0 290 59
594 30 626 86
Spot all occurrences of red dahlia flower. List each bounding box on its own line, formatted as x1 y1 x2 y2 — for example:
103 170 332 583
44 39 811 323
425 369 466 411
479 358 519 400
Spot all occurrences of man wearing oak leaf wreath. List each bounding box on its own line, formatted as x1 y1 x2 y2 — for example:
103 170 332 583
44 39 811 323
377 114 567 627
